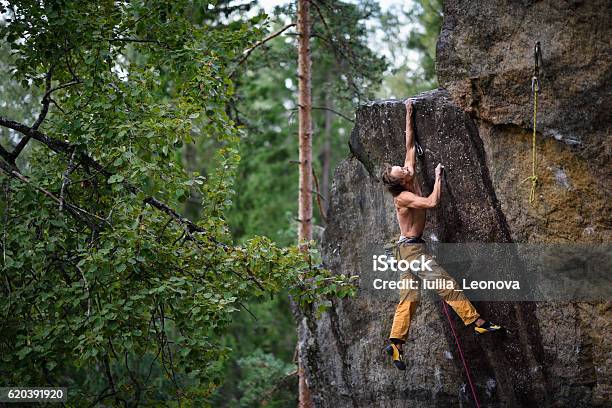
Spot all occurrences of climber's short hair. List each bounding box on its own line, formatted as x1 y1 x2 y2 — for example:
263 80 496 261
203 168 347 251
381 163 405 197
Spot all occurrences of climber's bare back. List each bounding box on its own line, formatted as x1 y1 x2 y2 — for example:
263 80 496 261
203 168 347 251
394 198 426 238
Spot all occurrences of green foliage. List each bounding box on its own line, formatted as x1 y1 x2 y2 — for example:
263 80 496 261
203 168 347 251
234 349 296 408
210 4 376 403
209 293 299 408
0 1 354 405
376 0 444 98
214 1 444 402
406 0 444 82
0 0 443 405
227 1 387 246
0 39 40 168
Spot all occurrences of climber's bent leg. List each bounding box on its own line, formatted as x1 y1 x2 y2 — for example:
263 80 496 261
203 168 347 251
418 252 480 325
418 253 504 333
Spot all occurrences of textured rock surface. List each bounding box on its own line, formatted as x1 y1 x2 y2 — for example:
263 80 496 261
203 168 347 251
299 91 549 407
436 1 611 405
437 0 611 242
299 1 611 406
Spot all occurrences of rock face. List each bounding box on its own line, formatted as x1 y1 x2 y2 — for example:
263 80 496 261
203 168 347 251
437 0 611 242
300 91 549 407
299 1 610 407
437 1 611 405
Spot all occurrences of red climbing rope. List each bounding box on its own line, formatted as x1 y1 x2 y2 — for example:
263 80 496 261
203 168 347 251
442 302 481 408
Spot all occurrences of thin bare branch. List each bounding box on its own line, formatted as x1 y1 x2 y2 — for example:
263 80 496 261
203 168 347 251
293 105 354 122
309 0 331 32
49 97 66 114
124 351 142 403
232 23 296 74
42 79 82 100
64 50 79 82
75 264 91 318
12 60 82 162
108 37 166 46
60 148 78 212
312 167 327 224
237 300 258 321
102 353 123 407
10 65 55 161
0 159 107 229
32 64 55 130
312 106 354 122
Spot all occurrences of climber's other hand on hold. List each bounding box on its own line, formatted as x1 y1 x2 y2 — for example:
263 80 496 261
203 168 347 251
435 163 444 180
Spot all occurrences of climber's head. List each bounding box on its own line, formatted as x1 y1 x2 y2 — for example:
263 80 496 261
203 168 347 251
381 164 414 197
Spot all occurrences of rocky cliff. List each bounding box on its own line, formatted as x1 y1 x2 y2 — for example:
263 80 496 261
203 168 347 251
437 0 611 243
299 1 610 407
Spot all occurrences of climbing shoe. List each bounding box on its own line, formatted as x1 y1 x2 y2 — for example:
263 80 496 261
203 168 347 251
385 343 406 371
474 321 504 335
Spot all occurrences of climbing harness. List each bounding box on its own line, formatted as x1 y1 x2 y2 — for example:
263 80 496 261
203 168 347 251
442 301 481 408
521 41 542 203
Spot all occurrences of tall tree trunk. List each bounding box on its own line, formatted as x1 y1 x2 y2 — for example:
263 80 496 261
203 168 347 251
297 0 312 246
297 0 313 407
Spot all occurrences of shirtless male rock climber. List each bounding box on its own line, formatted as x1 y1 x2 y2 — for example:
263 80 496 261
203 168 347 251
380 99 503 371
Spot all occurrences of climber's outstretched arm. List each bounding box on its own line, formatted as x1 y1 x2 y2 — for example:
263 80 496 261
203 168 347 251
404 99 416 172
395 190 437 209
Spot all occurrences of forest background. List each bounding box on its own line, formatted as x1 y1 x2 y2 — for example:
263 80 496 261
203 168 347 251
0 0 441 406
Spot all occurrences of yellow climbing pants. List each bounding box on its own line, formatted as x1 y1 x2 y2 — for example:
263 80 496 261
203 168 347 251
389 242 480 342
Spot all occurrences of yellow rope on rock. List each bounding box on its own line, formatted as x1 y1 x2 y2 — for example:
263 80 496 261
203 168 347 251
521 82 538 203
522 42 542 204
